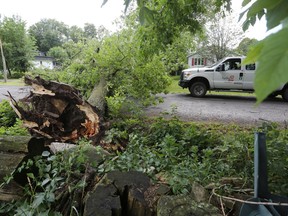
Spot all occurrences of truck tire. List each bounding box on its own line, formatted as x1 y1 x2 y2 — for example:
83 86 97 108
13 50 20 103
282 87 288 101
189 82 207 97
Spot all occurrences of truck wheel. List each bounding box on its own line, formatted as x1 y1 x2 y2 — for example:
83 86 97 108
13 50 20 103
189 82 207 97
282 87 288 101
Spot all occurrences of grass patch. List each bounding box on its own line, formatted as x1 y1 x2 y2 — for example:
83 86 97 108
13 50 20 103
0 79 25 86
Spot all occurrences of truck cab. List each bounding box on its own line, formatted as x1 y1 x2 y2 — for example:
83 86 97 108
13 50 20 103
179 56 288 101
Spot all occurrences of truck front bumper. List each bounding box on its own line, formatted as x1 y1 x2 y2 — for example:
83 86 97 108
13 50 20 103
178 80 190 88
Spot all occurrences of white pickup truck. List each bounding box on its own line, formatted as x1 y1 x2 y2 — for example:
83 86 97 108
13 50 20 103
179 56 288 101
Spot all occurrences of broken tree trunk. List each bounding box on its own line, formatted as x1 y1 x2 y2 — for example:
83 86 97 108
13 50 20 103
88 76 108 116
8 76 102 143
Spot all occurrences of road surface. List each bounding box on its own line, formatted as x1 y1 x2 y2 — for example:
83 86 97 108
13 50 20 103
0 86 31 102
145 93 288 126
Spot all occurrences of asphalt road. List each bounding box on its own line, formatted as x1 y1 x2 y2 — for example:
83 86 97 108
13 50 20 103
0 86 31 102
145 93 288 126
1 86 288 126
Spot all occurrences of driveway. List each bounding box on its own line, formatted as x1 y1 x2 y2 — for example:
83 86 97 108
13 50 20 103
0 86 31 102
145 93 288 126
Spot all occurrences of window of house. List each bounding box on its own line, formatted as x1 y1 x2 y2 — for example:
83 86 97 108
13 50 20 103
193 58 205 66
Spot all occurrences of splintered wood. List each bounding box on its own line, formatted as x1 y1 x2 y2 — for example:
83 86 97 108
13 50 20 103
8 76 101 143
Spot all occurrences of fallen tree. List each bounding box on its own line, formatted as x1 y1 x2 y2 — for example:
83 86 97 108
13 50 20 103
8 76 103 144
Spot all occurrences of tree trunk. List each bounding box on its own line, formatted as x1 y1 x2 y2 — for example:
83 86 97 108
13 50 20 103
0 39 8 82
88 76 108 116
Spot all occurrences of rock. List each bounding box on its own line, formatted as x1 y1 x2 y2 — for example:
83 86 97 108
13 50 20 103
157 195 222 216
191 182 209 202
0 136 30 201
0 136 30 153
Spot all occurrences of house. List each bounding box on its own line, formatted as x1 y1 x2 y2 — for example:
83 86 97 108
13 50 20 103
187 52 213 68
32 52 55 70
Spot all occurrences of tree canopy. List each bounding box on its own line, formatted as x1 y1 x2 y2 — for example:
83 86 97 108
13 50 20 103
28 19 69 53
0 15 36 72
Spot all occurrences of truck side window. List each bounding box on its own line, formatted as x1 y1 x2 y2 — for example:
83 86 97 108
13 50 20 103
223 59 241 70
245 64 256 70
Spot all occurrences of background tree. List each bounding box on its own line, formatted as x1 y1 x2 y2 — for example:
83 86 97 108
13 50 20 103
235 37 258 56
0 15 36 73
196 11 244 62
95 25 110 41
84 23 97 39
161 31 195 75
69 25 84 43
29 19 69 53
47 46 69 67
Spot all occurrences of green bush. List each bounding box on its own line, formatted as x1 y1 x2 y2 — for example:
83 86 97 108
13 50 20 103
0 100 17 127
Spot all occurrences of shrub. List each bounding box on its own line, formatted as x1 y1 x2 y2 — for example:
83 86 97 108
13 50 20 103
0 100 17 127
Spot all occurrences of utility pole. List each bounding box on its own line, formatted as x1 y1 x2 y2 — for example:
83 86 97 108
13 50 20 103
0 38 8 82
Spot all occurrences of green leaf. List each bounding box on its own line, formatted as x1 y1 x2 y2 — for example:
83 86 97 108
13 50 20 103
41 178 51 187
247 0 281 18
139 7 154 25
45 192 55 202
124 0 133 13
27 173 35 179
239 8 249 22
257 9 265 20
32 193 45 208
266 0 288 30
242 0 282 31
253 28 288 104
242 0 252 7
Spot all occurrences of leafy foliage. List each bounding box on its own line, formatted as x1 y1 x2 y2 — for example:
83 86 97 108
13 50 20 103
199 11 245 61
241 0 288 103
28 19 69 53
0 100 17 127
0 16 37 72
0 141 93 215
100 116 288 195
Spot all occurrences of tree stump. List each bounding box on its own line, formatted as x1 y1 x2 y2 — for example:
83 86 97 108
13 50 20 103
83 171 169 216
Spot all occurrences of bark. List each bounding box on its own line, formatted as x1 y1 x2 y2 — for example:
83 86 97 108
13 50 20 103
87 76 108 116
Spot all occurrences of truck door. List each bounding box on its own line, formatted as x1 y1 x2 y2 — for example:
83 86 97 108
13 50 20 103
214 58 243 89
242 63 256 90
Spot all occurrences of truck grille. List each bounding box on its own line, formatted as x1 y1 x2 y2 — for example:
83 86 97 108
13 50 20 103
180 72 184 81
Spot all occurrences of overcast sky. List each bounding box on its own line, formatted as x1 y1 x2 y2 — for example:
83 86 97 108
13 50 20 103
1 0 267 40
